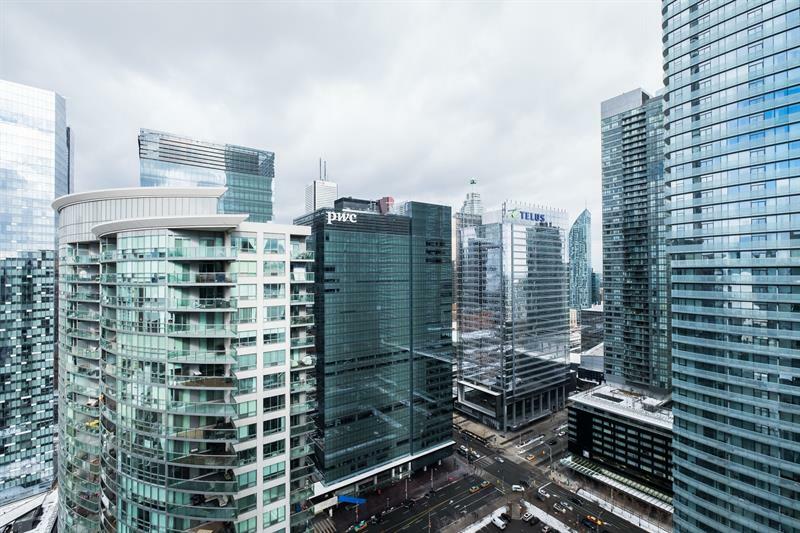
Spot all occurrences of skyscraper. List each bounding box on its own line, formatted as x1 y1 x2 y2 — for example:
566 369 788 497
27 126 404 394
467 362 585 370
663 2 800 531
0 79 70 504
601 89 670 392
304 162 338 214
456 201 570 430
568 209 592 309
295 198 453 503
139 129 275 222
54 187 315 533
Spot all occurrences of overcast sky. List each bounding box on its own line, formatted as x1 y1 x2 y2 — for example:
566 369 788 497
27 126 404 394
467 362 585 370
1 1 662 268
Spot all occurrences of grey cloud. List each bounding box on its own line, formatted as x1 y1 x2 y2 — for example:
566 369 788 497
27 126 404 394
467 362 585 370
0 0 663 268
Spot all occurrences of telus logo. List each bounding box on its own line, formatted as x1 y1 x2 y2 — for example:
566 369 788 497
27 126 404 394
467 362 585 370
326 211 358 224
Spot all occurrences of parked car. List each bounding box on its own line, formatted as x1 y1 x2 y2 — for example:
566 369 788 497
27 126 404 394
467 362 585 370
491 516 507 530
561 501 573 512
458 445 468 456
495 456 505 463
526 454 537 462
537 488 550 498
511 485 525 492
541 526 551 533
500 512 512 523
521 512 533 523
553 502 566 513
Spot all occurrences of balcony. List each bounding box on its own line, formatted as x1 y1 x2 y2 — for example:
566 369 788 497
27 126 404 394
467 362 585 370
169 423 236 442
290 378 316 394
290 315 314 327
167 247 237 260
167 272 237 285
169 449 238 468
61 254 100 265
62 274 100 283
167 323 237 337
290 444 313 460
66 292 100 303
290 272 314 283
66 310 101 321
290 336 314 348
169 376 236 390
290 250 315 261
168 298 237 311
290 354 315 370
167 349 237 365
290 293 314 305
64 327 100 341
168 400 236 417
290 401 315 415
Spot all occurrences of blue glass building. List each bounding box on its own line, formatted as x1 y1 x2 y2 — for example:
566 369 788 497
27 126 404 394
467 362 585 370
663 1 800 530
139 129 275 222
0 79 70 504
568 209 592 310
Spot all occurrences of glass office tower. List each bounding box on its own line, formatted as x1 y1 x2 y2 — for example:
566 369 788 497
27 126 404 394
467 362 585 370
54 188 315 533
601 89 671 392
139 129 275 222
0 79 70 504
455 201 570 431
663 2 800 531
296 199 453 494
568 209 592 310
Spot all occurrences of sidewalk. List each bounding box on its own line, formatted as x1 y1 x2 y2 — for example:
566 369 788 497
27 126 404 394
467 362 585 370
577 488 671 533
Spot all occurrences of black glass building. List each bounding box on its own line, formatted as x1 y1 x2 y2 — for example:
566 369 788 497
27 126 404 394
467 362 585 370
296 199 453 489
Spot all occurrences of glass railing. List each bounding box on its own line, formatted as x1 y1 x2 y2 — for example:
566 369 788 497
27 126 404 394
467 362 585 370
290 379 316 394
169 298 237 310
167 272 237 284
290 336 315 348
101 249 165 262
290 355 316 369
61 254 100 265
66 310 101 321
290 272 314 282
290 315 314 326
167 323 237 336
65 327 100 340
62 274 100 282
168 247 237 260
169 376 236 389
103 296 164 308
67 292 100 302
165 503 236 521
290 444 313 460
167 401 236 417
290 250 315 261
167 349 237 364
168 450 238 467
168 423 236 442
290 402 315 415
290 293 314 304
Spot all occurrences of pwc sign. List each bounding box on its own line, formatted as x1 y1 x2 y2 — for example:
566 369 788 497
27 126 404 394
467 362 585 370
326 211 358 225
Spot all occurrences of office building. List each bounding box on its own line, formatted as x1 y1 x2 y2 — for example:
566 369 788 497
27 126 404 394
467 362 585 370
304 163 338 214
579 304 604 352
295 198 453 506
139 129 275 222
54 187 315 533
663 2 800 531
455 201 570 431
565 385 673 511
0 79 71 504
568 209 592 309
600 89 670 392
591 270 602 304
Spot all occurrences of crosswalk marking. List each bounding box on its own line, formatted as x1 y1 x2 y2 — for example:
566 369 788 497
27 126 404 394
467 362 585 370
313 517 337 533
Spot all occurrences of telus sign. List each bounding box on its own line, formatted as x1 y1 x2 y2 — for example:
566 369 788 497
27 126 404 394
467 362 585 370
326 211 358 225
507 208 545 222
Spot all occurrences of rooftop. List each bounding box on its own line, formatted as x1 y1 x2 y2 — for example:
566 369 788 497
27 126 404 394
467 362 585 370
570 383 672 430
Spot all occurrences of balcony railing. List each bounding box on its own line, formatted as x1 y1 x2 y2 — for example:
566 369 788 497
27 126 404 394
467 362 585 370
290 293 314 304
290 315 314 326
290 336 315 348
290 272 314 283
290 250 315 261
168 298 237 310
167 247 237 260
167 323 237 337
167 272 237 284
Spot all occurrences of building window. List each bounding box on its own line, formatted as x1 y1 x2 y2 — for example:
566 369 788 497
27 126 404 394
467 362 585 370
232 236 257 254
263 461 285 482
263 373 285 391
264 261 285 276
263 349 285 367
263 485 286 505
263 328 286 346
264 234 286 255
264 283 286 299
263 507 286 528
264 305 286 322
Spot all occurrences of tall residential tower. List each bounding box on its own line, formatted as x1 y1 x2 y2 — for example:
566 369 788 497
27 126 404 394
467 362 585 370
568 209 592 310
0 79 70 504
663 1 800 531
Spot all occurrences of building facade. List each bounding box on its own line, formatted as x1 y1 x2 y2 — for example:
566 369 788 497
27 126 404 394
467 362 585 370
455 201 570 431
296 198 453 503
568 209 592 310
54 187 315 533
0 79 71 504
663 1 800 531
601 89 671 392
304 179 338 214
566 385 673 507
139 129 275 223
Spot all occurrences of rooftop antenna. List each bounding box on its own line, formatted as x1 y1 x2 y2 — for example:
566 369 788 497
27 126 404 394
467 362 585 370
319 157 322 180
324 160 327 181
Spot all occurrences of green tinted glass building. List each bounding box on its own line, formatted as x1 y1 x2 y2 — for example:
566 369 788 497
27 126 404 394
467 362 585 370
296 199 453 491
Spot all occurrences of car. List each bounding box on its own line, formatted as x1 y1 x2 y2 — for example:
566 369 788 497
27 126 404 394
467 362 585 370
511 484 524 492
547 439 557 446
541 526 551 533
526 454 537 461
519 479 529 487
537 488 550 498
581 518 598 531
471 450 481 459
570 496 584 506
469 485 480 493
553 502 566 514
500 513 512 523
521 512 533 523
560 500 573 511
480 480 490 488
536 492 546 501
491 516 507 530
557 431 566 437
495 456 505 463
354 520 368 532
458 445 468 456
